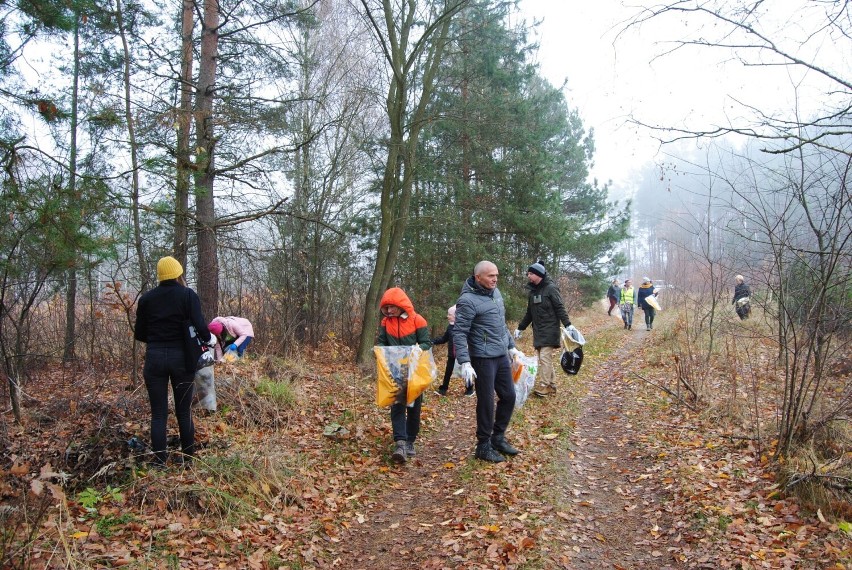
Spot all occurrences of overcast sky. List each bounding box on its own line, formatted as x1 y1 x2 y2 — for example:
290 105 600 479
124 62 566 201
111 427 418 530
517 0 830 197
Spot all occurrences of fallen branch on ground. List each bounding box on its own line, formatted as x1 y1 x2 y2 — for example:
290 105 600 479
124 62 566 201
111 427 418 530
630 372 697 411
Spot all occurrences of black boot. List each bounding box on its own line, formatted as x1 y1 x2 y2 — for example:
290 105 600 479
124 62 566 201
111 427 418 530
491 435 519 456
474 442 505 463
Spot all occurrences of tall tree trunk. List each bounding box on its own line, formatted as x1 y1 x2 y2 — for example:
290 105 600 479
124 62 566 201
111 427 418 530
116 0 144 385
117 0 147 290
355 0 458 363
193 0 219 319
174 0 195 268
63 16 81 363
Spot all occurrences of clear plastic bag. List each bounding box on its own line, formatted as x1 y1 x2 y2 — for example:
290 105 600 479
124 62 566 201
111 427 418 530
194 365 217 411
511 354 538 409
223 345 239 362
374 346 438 408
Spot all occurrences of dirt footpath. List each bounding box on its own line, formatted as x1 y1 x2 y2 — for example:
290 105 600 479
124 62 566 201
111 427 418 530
331 309 682 569
561 315 683 568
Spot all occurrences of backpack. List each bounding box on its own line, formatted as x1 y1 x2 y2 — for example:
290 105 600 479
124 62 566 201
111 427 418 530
560 346 583 375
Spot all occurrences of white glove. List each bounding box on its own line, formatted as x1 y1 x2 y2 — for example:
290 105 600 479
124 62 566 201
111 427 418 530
460 362 477 390
410 344 423 362
206 333 218 348
509 348 524 360
513 328 522 339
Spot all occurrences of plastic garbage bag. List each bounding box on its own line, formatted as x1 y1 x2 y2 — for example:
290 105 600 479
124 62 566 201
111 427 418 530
224 345 239 362
561 347 584 375
646 295 662 311
374 345 438 408
561 325 587 352
194 365 217 411
511 354 538 409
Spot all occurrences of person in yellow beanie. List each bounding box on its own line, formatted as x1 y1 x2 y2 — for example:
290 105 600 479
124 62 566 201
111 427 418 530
134 256 213 467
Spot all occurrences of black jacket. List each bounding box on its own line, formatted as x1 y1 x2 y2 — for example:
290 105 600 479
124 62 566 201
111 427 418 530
733 282 751 304
517 276 570 348
135 281 211 347
431 324 456 359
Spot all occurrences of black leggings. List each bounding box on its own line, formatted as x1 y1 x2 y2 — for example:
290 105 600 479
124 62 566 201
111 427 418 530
144 345 196 464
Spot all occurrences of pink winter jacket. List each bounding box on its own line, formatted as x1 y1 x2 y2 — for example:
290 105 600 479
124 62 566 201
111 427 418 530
211 316 254 360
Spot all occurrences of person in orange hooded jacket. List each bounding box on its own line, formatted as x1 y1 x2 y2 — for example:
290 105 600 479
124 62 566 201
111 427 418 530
376 287 431 464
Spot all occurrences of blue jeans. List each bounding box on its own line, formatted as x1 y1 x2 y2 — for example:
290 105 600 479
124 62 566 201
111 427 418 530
471 355 515 444
143 345 196 464
621 304 634 327
236 336 253 356
390 394 422 442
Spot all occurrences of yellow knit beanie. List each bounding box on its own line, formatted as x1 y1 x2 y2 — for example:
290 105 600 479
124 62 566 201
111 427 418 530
157 256 183 281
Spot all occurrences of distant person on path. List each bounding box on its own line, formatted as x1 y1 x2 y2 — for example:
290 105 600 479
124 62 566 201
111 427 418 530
606 278 620 316
376 287 431 464
514 261 571 397
637 277 659 331
134 256 212 467
453 261 524 463
208 316 254 361
432 305 472 397
620 279 635 330
732 275 752 320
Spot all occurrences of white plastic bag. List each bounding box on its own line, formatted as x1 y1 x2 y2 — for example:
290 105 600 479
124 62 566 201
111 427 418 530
194 366 217 411
511 354 538 409
561 325 586 352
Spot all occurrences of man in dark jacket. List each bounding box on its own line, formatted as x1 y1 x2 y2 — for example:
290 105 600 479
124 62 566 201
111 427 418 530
453 261 524 463
514 262 571 397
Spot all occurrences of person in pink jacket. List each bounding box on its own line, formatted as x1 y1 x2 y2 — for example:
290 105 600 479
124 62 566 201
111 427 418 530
208 316 254 360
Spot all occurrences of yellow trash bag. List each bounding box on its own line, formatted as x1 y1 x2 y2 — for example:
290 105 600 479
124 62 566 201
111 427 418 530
374 345 438 407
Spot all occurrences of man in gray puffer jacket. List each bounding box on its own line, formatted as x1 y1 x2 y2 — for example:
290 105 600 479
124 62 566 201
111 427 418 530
453 261 525 463
514 262 571 397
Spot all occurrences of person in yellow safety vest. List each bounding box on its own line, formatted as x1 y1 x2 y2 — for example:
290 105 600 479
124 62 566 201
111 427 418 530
619 279 635 330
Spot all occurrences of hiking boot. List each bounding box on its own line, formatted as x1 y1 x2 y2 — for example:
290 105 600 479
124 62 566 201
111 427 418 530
391 441 407 464
464 386 475 397
474 442 505 463
491 435 519 456
405 441 416 457
435 387 448 396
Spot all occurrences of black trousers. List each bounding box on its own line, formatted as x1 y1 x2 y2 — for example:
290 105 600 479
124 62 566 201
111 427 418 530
144 345 196 464
471 355 516 444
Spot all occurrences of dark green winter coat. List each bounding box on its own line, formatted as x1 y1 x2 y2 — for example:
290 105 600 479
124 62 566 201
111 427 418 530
517 276 571 348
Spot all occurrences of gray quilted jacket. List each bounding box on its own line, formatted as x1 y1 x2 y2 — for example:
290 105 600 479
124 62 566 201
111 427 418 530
452 276 515 363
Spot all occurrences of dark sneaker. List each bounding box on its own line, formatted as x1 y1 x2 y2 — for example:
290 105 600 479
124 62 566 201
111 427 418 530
464 386 475 397
405 441 416 457
491 435 519 456
474 442 505 463
435 387 448 396
391 441 407 464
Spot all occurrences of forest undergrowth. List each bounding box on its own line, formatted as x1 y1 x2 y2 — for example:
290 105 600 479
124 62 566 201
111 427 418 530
0 304 849 569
